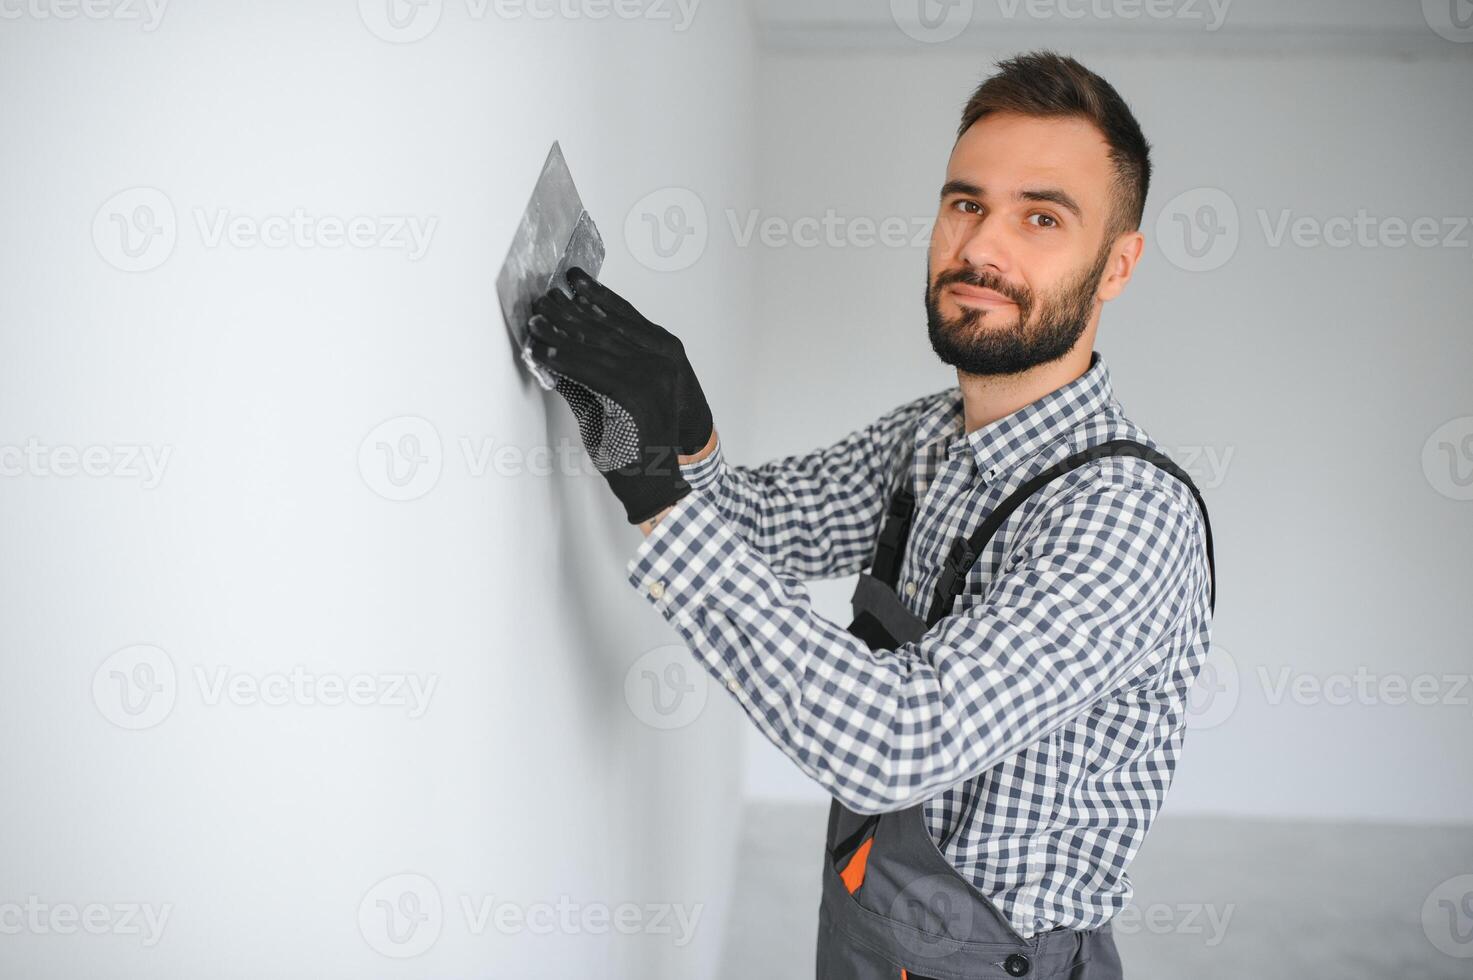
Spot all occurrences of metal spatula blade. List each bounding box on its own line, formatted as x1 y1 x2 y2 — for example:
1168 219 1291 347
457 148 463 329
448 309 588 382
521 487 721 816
495 141 606 389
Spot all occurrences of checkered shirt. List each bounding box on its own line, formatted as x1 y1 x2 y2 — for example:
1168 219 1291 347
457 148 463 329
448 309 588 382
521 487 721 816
626 351 1214 938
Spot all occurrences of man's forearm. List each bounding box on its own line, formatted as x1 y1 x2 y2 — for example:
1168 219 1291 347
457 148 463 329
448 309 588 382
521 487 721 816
625 477 1208 813
638 505 676 537
640 396 929 581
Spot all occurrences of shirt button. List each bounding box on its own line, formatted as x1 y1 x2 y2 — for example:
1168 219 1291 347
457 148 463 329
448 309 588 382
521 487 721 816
904 580 917 598
725 676 740 693
648 580 666 599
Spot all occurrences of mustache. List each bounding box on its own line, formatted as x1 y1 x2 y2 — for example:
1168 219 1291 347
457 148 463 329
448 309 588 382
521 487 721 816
931 268 1031 309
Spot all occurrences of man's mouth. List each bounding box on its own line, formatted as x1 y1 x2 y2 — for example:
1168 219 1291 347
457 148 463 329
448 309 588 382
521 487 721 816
947 283 1017 309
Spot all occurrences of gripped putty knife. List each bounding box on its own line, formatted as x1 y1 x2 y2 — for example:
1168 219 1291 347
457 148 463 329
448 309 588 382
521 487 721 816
496 141 606 390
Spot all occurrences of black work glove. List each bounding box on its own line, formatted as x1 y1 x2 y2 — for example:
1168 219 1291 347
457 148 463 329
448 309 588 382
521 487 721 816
527 283 691 525
557 267 713 457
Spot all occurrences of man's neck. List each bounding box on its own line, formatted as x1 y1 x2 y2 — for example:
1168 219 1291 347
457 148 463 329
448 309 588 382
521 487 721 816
957 346 1093 435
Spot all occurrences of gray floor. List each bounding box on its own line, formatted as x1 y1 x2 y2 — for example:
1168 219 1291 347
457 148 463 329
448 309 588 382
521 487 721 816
718 802 1473 979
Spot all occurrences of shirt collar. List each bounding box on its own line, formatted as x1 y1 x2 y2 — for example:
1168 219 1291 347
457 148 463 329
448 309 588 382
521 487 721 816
917 351 1115 481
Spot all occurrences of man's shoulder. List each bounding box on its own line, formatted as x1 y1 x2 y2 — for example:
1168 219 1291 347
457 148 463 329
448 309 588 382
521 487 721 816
1025 410 1214 610
1045 409 1208 535
884 384 959 420
871 384 960 438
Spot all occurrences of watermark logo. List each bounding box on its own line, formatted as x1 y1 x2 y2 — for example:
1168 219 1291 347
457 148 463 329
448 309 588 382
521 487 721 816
1257 667 1472 708
92 645 177 731
994 0 1231 32
1156 187 1239 272
1186 643 1238 730
726 208 934 251
0 439 172 488
93 647 438 727
890 0 974 42
1422 416 1473 501
479 0 700 29
624 644 707 729
359 873 443 958
93 189 437 270
0 0 169 30
1423 874 1473 958
459 895 702 944
887 873 977 960
1258 209 1470 251
1158 190 1470 272
1112 900 1234 945
359 0 443 42
93 187 177 273
358 874 703 955
193 666 438 717
625 187 707 272
359 416 443 502
1164 443 1235 491
193 209 436 259
358 421 630 501
627 198 949 270
0 897 173 947
1423 0 1473 42
359 0 700 42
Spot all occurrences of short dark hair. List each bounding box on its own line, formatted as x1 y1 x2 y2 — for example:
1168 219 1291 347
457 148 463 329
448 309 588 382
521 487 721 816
957 51 1152 238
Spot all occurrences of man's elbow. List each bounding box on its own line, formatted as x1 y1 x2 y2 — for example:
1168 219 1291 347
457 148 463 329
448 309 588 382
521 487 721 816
828 788 903 816
827 770 934 816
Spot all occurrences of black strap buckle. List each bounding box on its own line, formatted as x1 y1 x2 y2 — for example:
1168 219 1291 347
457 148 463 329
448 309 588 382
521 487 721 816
933 538 976 604
885 486 915 522
869 487 916 586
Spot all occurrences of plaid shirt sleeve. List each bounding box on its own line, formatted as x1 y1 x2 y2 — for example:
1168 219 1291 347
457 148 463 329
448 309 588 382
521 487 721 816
626 466 1208 815
670 394 934 580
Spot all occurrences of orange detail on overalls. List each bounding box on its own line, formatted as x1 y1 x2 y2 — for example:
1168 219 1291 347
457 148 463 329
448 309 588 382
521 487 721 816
839 835 875 894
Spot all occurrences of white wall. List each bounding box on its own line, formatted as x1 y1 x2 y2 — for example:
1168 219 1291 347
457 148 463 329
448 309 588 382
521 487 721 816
0 2 758 978
734 3 1473 824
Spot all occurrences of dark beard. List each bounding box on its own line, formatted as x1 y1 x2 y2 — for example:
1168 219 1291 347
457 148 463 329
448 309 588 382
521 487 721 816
925 245 1110 377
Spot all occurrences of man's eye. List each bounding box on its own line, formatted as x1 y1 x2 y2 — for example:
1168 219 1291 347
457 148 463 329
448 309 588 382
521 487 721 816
953 200 982 215
1028 213 1058 228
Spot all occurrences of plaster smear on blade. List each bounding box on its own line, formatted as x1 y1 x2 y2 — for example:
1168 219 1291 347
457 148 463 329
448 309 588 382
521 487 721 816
495 142 606 390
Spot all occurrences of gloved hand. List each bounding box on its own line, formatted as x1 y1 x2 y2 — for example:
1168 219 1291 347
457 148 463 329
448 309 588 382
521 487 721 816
527 279 692 525
557 267 713 457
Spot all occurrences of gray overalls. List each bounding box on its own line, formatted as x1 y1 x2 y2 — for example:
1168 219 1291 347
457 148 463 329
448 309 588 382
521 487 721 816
816 437 1216 980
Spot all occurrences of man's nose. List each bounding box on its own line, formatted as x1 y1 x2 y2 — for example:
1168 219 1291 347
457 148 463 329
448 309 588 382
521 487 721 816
951 214 1013 277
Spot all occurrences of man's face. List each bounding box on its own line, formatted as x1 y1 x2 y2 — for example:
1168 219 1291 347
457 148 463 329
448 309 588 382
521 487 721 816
926 111 1125 377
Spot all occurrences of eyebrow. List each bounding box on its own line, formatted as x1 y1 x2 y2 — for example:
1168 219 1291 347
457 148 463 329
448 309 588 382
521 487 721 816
939 180 1085 223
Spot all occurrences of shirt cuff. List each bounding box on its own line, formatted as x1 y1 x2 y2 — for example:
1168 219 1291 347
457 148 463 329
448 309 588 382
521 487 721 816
678 435 725 493
626 489 742 625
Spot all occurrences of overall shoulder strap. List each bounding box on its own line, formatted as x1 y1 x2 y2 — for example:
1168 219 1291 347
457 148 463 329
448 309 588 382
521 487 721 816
924 438 1217 625
867 415 924 588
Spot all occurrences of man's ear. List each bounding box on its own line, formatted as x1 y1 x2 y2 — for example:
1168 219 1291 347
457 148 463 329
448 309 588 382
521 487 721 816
1097 230 1145 303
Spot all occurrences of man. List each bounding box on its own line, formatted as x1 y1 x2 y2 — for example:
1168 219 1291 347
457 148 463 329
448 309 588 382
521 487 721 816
526 50 1215 979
